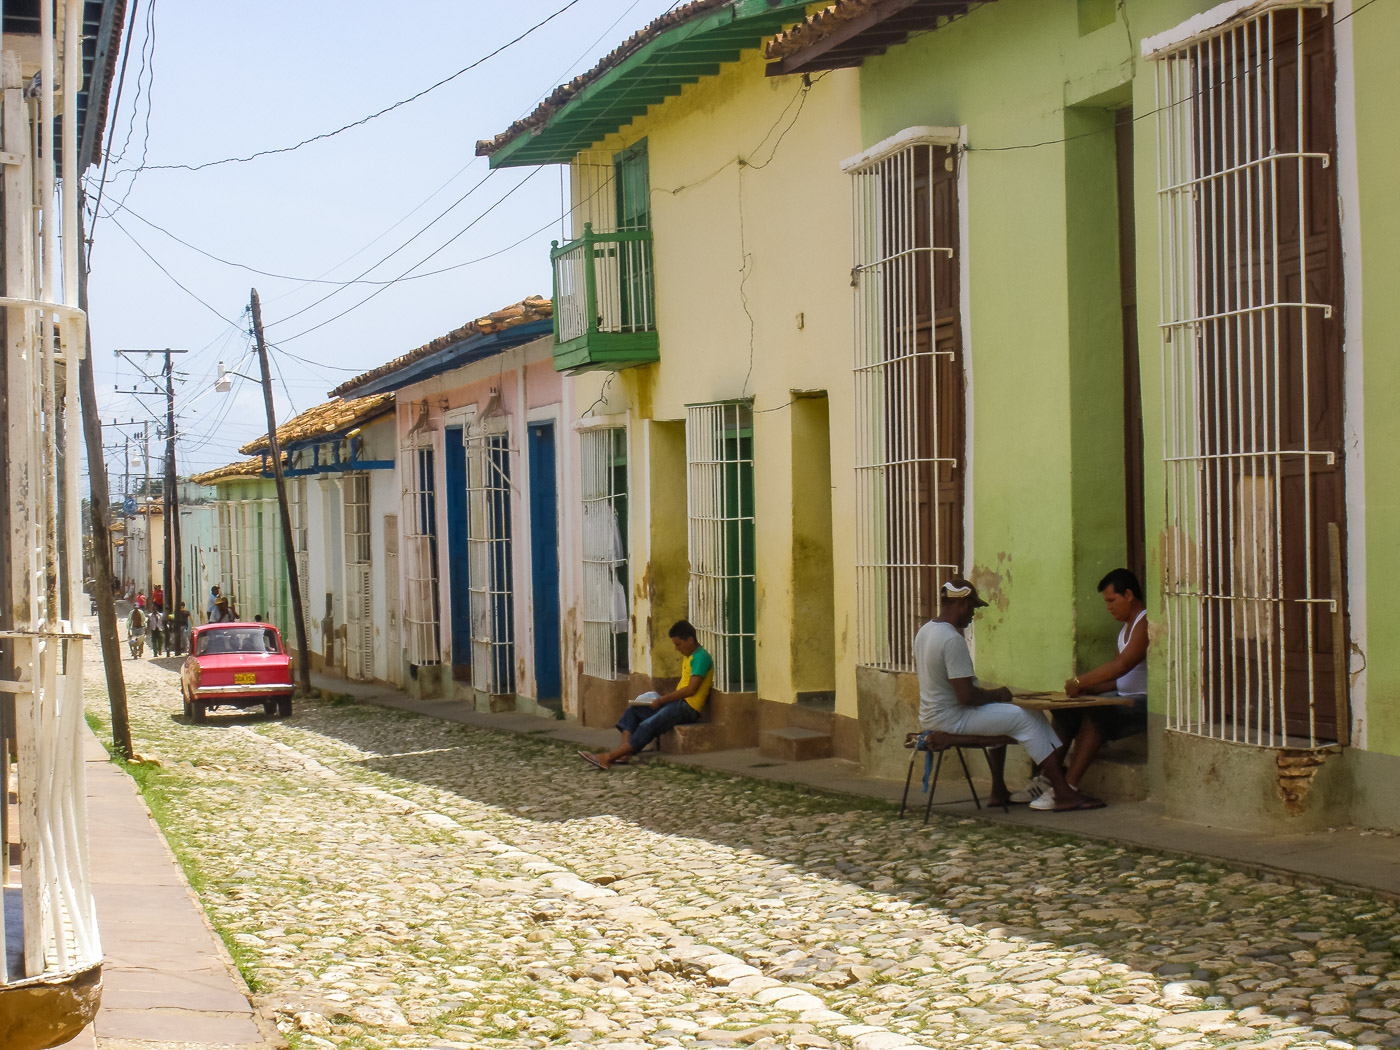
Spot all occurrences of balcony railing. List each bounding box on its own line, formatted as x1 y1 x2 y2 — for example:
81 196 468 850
550 223 660 373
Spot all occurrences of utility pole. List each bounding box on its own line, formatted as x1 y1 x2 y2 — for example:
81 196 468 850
158 349 187 621
249 289 310 696
142 421 152 598
115 347 186 618
74 194 131 758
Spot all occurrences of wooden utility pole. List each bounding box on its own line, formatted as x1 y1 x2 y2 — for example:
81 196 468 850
75 196 131 757
249 289 310 696
160 349 186 623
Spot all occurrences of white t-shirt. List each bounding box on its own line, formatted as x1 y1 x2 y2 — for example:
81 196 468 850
914 620 977 730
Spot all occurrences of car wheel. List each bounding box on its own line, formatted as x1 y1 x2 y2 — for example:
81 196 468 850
182 692 192 719
191 700 206 724
277 697 292 719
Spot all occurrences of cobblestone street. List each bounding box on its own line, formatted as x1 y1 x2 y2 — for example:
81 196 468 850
85 655 1400 1050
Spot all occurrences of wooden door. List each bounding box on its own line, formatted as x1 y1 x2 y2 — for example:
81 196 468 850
1197 10 1346 742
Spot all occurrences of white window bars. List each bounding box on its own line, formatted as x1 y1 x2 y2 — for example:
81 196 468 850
1 0 102 992
343 473 373 681
580 428 629 679
401 443 442 666
686 403 756 693
846 132 966 672
216 501 235 607
466 426 516 696
1152 3 1346 748
291 478 310 629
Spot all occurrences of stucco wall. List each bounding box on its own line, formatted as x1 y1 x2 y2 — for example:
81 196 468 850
395 336 572 710
569 51 863 717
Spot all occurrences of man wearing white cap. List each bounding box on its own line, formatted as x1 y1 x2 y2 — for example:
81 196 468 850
914 577 1104 811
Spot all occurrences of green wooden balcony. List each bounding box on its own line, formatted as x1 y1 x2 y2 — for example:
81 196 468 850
550 223 659 373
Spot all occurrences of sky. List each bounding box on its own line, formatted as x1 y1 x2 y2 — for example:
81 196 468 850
85 0 682 484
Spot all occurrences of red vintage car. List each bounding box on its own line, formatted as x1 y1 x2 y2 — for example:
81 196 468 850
180 622 293 722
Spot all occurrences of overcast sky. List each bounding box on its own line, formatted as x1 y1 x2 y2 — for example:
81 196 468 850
84 0 681 483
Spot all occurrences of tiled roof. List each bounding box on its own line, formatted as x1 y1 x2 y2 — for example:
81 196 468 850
765 0 983 73
239 393 394 456
189 458 265 486
329 295 552 398
475 0 730 159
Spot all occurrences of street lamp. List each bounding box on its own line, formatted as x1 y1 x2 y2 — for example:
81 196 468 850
214 360 257 393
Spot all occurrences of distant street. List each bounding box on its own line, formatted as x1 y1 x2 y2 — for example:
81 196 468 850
85 651 1400 1050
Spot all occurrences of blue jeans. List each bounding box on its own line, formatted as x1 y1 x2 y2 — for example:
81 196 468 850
618 700 700 752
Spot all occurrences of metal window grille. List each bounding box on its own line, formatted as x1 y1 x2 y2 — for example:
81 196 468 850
686 403 756 693
1152 4 1345 748
848 135 965 671
291 477 310 627
0 3 101 988
216 501 235 602
343 473 373 680
466 426 515 695
401 443 442 666
580 427 629 679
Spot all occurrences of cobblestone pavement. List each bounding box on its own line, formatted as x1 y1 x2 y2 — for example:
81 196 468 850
87 654 1400 1050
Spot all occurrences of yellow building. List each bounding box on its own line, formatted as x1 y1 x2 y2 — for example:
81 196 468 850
479 1 869 759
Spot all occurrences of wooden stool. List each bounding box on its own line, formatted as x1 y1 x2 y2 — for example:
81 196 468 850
899 731 1018 823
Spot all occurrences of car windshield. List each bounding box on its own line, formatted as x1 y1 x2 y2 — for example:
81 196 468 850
197 628 281 656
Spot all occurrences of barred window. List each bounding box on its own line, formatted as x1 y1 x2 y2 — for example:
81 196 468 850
846 132 966 671
686 402 756 693
291 477 310 628
580 427 629 679
401 442 441 666
1152 5 1346 748
343 473 373 681
467 426 515 695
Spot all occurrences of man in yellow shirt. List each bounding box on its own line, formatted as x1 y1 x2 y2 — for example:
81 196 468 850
581 620 713 770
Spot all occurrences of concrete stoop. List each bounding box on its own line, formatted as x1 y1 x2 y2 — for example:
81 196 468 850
659 722 729 754
759 726 834 762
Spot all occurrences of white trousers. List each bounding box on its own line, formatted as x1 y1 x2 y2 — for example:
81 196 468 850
930 703 1062 764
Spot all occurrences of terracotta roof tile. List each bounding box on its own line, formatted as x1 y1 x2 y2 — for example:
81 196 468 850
329 295 552 398
475 0 731 158
189 458 265 486
766 0 983 65
239 393 394 456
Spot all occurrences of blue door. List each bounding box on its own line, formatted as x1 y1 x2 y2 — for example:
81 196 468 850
528 422 562 699
443 427 472 682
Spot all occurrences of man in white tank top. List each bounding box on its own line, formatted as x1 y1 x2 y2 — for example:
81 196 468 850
1041 568 1148 802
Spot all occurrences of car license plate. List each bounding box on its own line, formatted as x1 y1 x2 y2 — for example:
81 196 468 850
234 673 256 685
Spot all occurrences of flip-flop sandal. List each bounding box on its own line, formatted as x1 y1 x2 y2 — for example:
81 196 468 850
578 750 607 771
1051 796 1106 812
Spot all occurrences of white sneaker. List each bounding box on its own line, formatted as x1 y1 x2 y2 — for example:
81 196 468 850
1029 782 1082 811
1009 774 1050 804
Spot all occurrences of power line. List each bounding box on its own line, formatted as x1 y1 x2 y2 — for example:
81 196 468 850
85 0 145 246
102 210 242 327
122 0 587 174
273 167 546 344
264 168 503 329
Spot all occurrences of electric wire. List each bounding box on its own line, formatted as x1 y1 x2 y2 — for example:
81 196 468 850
119 0 588 174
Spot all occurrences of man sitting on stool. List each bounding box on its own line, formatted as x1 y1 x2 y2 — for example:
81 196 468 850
917 578 1103 811
581 620 713 770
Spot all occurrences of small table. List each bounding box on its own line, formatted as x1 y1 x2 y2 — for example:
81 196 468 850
1011 690 1137 712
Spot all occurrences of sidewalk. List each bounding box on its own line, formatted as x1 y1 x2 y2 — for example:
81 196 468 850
315 672 1400 901
56 730 278 1050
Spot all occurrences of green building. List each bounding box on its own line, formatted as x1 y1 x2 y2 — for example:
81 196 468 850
768 0 1394 831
